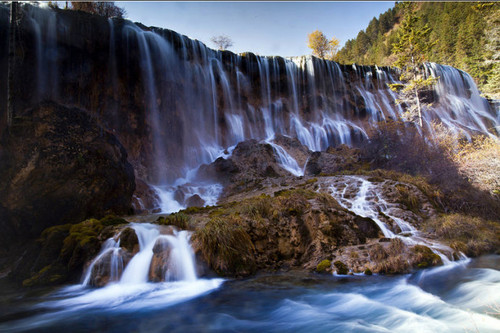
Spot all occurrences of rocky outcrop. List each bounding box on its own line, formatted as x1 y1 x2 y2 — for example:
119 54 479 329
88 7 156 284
197 139 291 197
305 144 361 176
13 216 128 287
0 102 135 249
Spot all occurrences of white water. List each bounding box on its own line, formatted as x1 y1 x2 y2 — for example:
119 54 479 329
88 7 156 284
81 238 122 286
265 136 304 177
84 223 204 286
328 175 457 263
20 223 221 326
12 5 500 214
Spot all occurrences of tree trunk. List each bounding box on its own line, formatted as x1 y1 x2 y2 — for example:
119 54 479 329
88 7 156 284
7 1 18 129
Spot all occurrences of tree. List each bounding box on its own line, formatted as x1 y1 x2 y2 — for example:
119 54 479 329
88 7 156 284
211 35 233 51
388 2 437 127
307 30 339 60
70 2 126 18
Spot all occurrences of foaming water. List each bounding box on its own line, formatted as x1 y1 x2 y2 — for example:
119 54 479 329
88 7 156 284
327 175 457 262
1 257 498 332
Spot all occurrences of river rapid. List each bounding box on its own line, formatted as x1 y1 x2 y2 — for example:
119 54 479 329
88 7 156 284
0 255 499 333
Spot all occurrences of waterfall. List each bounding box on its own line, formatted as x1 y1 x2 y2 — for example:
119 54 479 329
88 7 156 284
3 4 499 211
83 223 201 286
266 137 304 177
82 238 122 286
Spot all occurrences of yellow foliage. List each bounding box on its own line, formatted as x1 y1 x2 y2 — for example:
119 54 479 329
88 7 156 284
307 30 339 60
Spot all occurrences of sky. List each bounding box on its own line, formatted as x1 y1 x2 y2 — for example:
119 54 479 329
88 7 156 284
117 1 395 57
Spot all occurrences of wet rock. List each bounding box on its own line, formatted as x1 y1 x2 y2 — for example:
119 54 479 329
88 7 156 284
186 194 205 208
272 134 311 168
354 216 383 240
88 249 133 287
305 145 360 176
120 227 139 254
149 238 172 282
132 179 161 213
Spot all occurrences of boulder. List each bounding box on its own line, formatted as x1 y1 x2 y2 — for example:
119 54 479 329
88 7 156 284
0 101 135 249
149 238 172 282
185 194 205 208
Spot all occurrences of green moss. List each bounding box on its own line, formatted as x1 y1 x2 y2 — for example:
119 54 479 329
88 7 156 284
334 260 348 275
100 215 128 226
182 205 217 215
305 178 318 184
156 212 190 230
364 268 373 275
22 263 67 287
316 259 332 273
412 245 443 268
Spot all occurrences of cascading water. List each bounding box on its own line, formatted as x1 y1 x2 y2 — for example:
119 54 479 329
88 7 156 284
82 223 202 286
45 223 224 314
327 176 457 264
5 4 499 213
7 4 499 211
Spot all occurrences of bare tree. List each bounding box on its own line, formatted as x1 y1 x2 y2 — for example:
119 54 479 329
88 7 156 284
211 35 233 51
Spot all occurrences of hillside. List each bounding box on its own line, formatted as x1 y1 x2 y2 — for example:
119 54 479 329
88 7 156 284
336 2 500 99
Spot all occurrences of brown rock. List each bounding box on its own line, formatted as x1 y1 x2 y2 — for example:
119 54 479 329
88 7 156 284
149 237 172 282
185 194 205 208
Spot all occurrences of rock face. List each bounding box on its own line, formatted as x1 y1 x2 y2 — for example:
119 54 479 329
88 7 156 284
0 102 135 249
305 145 361 176
197 139 291 196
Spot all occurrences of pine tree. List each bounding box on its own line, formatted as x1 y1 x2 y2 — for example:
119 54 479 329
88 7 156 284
388 2 437 127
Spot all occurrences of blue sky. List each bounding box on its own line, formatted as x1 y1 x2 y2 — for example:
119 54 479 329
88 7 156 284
117 1 395 57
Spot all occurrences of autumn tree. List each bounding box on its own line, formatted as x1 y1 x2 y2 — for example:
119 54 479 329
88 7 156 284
307 30 339 60
71 2 125 18
388 2 437 127
211 35 233 51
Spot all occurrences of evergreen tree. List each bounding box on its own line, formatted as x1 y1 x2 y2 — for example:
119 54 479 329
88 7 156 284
388 2 437 127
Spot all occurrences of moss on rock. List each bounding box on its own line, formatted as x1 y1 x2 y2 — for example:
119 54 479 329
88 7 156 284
21 216 129 287
316 259 332 273
334 260 348 275
411 245 442 268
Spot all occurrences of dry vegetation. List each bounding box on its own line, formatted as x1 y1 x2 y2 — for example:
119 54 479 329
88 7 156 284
361 120 500 220
423 214 500 257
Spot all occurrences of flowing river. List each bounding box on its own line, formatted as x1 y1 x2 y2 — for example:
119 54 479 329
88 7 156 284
1 255 499 332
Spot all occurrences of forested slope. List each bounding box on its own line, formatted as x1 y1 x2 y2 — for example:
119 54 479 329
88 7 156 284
336 2 499 98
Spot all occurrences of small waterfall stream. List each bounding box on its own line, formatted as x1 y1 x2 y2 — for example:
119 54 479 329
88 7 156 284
327 176 458 264
82 223 202 286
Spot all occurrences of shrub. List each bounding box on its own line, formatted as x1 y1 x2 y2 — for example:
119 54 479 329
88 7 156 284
193 216 256 277
424 213 500 257
369 243 388 261
395 184 420 212
387 238 407 256
362 120 500 220
156 212 190 230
